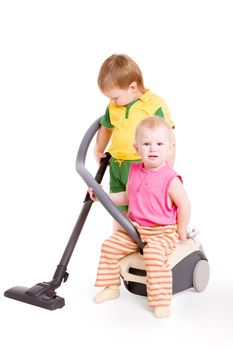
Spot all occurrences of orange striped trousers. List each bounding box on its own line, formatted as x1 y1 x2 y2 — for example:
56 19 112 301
95 223 179 308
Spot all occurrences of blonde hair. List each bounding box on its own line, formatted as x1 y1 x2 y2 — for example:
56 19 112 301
135 116 173 142
98 54 145 93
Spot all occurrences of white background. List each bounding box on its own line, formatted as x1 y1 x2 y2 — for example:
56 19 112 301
1 0 233 349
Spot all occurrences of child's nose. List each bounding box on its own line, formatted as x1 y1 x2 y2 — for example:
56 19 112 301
150 143 157 151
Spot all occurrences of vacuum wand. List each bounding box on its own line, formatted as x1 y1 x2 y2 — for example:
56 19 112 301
4 127 111 310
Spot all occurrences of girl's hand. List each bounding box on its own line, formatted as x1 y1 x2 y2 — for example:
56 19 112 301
179 232 188 241
88 187 98 201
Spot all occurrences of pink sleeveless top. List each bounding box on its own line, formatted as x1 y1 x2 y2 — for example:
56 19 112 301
127 163 182 226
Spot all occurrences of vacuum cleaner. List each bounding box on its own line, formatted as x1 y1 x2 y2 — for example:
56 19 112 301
4 117 210 310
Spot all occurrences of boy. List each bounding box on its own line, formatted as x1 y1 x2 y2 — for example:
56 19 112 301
95 54 175 218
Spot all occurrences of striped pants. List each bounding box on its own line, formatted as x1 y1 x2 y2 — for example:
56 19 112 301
95 223 179 308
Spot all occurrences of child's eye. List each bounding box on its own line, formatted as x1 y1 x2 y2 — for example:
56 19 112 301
143 142 150 146
157 142 163 146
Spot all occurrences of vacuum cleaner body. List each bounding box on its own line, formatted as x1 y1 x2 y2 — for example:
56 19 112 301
120 237 209 296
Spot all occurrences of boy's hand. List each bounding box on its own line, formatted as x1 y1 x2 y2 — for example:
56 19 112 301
94 150 106 164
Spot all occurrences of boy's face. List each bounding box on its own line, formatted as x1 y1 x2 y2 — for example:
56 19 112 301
134 125 172 170
103 82 139 106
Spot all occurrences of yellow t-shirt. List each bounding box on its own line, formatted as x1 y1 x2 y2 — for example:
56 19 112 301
100 90 175 160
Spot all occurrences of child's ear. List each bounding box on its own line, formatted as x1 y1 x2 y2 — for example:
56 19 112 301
134 143 139 153
168 143 172 154
129 81 137 91
167 143 174 156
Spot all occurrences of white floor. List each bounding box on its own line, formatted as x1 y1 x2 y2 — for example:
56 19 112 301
1 203 233 350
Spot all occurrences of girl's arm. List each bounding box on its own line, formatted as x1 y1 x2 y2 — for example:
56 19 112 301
168 177 191 240
88 188 128 206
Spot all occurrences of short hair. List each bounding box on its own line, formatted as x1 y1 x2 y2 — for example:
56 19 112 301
135 116 173 142
98 54 145 92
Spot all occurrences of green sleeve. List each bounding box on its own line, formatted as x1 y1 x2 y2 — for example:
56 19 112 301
154 107 164 118
100 107 114 128
154 107 175 129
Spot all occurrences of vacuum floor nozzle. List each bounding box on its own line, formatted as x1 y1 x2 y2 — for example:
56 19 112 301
4 286 65 310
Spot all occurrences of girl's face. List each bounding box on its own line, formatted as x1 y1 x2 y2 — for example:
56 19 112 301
134 125 172 170
103 82 140 106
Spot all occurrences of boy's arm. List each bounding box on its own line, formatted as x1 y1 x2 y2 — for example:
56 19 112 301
168 177 191 240
94 125 113 163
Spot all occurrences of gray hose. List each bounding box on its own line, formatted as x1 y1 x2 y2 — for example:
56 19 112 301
76 117 144 249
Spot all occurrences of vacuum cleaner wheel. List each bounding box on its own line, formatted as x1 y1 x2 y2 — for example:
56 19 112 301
193 260 210 292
